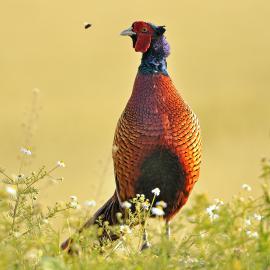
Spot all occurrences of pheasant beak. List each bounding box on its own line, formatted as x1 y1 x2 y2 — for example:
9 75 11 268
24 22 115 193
120 26 136 36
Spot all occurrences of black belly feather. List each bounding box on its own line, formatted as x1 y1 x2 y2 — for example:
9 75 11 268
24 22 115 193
135 147 185 216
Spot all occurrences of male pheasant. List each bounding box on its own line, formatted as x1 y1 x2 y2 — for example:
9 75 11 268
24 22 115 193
62 21 201 250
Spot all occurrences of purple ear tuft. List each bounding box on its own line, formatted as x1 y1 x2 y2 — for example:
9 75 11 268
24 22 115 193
152 35 170 58
162 36 170 57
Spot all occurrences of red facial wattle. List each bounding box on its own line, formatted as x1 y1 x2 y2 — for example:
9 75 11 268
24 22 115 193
134 34 152 53
132 21 154 53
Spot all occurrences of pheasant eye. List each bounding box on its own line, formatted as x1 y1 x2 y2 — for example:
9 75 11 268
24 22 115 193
141 27 148 33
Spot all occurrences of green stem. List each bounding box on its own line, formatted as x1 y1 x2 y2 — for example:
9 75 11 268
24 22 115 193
22 165 58 193
11 183 20 232
0 171 15 183
141 194 157 239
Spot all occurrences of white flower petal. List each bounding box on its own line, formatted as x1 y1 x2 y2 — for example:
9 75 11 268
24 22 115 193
151 187 160 196
57 161 66 168
251 232 259 238
151 207 165 216
253 213 262 221
245 218 252 226
120 225 132 234
70 195 78 201
20 147 32 156
42 219 49 224
84 200 96 207
6 186 17 196
121 201 131 209
156 201 167 208
241 184 251 191
211 214 219 220
141 202 149 210
214 198 224 205
246 230 258 238
206 204 218 215
70 201 79 209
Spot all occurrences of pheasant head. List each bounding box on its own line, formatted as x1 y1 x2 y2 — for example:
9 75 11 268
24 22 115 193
121 21 169 53
121 21 170 75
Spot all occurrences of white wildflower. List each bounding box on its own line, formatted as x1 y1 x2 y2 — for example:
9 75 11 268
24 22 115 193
251 232 259 238
70 195 78 201
25 248 42 261
187 217 196 223
180 256 199 265
16 174 25 181
245 218 252 226
206 204 219 214
214 198 224 206
151 187 160 196
70 201 79 209
156 201 167 208
199 231 207 238
20 147 32 156
246 230 259 238
151 207 165 216
42 219 49 224
254 213 262 221
206 204 219 221
57 161 66 168
186 256 199 264
13 231 22 238
120 225 132 234
141 202 150 210
6 186 17 197
238 196 245 202
12 174 25 182
241 184 251 191
84 200 96 207
121 201 131 209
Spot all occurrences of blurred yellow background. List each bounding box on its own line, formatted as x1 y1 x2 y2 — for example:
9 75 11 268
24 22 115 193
1 0 270 208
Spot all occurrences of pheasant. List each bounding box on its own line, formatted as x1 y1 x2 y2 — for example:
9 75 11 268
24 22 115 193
62 21 202 250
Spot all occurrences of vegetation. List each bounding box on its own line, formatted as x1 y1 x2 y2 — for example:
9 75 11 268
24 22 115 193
0 153 270 269
1 92 269 269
